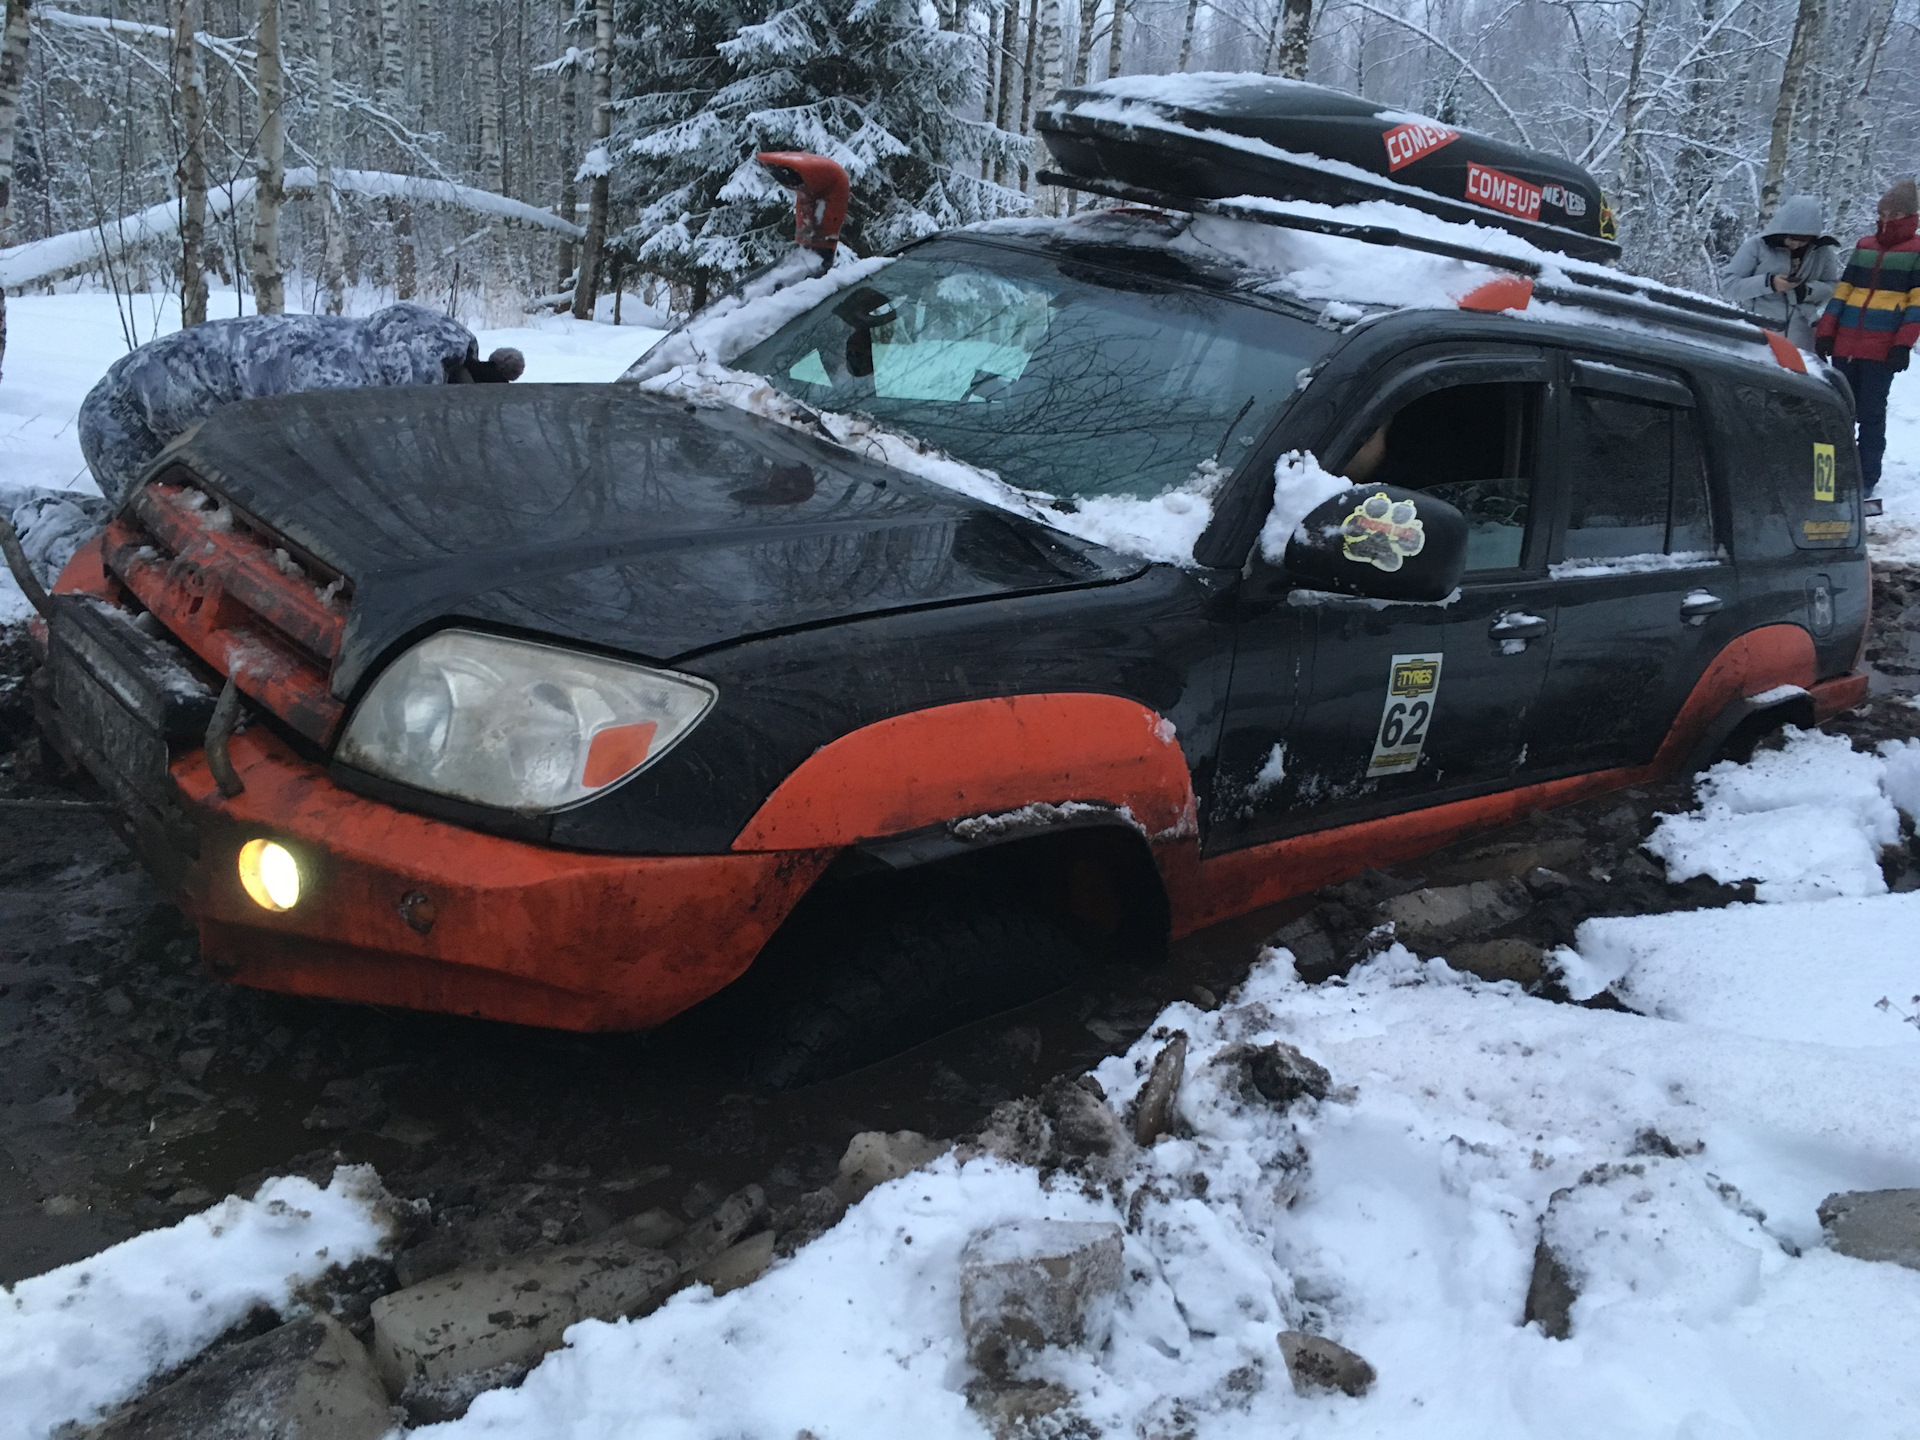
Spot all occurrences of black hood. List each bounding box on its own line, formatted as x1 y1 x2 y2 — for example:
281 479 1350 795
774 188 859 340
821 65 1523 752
158 384 1145 695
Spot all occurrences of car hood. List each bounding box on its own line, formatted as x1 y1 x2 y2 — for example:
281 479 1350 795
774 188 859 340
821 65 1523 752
159 384 1146 695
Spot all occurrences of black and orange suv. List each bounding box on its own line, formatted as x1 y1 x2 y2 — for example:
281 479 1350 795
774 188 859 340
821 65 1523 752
29 79 1869 1082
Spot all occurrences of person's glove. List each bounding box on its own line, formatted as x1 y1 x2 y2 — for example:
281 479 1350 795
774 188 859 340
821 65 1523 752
1815 336 1835 361
1891 347 1912 373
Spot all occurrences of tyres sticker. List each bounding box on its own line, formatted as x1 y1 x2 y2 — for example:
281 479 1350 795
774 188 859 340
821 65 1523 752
1814 442 1836 502
1370 653 1442 776
1382 119 1458 172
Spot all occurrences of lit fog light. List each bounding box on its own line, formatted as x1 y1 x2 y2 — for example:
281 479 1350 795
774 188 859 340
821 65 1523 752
237 839 301 912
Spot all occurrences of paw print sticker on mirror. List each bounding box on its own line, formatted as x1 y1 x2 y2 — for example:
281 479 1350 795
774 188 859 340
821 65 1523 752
1340 492 1427 572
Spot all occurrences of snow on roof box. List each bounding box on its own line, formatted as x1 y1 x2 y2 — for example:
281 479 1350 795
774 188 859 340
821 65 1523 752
1038 74 1620 264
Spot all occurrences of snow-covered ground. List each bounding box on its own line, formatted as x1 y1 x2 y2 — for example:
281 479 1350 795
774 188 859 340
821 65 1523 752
0 290 662 621
397 730 1920 1440
1866 366 1920 563
2 1167 399 1440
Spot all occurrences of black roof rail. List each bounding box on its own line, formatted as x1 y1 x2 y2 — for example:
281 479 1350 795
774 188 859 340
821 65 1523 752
1039 171 1772 351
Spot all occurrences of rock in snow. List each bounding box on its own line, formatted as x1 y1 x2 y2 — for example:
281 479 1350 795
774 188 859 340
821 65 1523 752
80 1314 393 1440
836 1130 952 1203
1275 1330 1377 1397
959 1219 1125 1378
1819 1190 1920 1271
1130 1032 1188 1145
1378 878 1532 952
369 1232 680 1409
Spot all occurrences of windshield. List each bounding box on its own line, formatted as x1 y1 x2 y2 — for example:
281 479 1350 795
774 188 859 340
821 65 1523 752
734 245 1332 502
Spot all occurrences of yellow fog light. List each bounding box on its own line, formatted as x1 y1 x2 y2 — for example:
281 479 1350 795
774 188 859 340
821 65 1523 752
237 839 301 912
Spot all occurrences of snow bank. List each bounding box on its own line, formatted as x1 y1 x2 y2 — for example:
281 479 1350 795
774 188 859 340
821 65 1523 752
1 1167 397 1440
1645 727 1903 900
426 718 1920 1439
1562 895 1920 1047
1867 369 1920 565
427 928 1920 1440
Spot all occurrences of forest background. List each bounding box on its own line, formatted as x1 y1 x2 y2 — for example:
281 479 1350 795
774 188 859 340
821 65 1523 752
0 0 1913 354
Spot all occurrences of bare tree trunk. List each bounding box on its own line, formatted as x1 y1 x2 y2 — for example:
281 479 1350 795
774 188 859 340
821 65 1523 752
1177 0 1200 72
983 0 1004 181
1074 0 1098 84
250 0 285 314
475 4 502 191
1613 0 1654 247
414 0 437 115
379 0 405 107
1276 0 1311 79
0 0 32 237
1106 0 1123 78
556 0 578 286
172 0 209 326
390 197 416 300
1040 0 1062 211
570 0 613 321
1017 0 1039 191
1834 0 1894 231
313 0 346 313
993 0 1017 185
1761 0 1823 223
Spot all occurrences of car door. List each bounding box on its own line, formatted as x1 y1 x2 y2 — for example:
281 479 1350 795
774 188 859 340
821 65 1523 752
1525 356 1734 773
1210 347 1558 849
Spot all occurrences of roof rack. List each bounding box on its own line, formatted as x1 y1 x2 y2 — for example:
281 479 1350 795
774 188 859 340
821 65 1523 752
1038 171 1775 353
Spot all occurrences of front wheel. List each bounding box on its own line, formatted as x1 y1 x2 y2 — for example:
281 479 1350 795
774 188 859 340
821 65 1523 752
744 876 1095 1090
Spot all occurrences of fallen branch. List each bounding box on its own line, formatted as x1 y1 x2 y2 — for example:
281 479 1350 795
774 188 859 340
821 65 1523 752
0 168 585 288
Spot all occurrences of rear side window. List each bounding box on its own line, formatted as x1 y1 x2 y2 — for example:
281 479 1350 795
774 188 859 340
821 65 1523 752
1561 392 1718 563
1731 383 1860 550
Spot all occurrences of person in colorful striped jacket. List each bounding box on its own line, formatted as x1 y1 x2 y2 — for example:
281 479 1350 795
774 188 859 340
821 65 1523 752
1815 178 1919 494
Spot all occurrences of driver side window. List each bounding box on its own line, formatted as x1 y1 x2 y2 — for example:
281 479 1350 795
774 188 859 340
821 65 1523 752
1337 382 1542 572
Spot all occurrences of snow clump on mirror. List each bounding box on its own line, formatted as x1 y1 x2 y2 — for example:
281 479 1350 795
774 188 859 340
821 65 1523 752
1258 449 1351 563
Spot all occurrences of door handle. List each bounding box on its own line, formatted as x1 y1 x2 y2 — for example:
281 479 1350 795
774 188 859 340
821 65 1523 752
1489 612 1550 640
1680 590 1723 625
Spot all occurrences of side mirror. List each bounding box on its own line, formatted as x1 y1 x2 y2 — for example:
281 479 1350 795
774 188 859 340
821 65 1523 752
1281 484 1468 602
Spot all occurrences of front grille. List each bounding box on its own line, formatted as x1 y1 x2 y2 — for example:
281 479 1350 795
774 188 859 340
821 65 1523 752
99 478 353 745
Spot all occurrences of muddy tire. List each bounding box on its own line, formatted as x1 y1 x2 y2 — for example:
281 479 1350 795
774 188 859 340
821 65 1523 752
745 878 1093 1090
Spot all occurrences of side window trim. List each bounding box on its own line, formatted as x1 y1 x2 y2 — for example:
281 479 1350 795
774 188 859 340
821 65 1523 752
1550 351 1724 569
1569 359 1696 409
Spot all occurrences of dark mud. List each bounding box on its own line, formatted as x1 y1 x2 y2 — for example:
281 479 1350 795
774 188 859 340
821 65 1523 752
4 574 1918 1289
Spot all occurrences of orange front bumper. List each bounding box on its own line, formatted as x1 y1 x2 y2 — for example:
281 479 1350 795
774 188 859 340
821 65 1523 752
169 728 832 1030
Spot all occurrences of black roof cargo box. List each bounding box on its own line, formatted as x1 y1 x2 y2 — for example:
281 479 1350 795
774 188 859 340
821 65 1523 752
1037 75 1620 263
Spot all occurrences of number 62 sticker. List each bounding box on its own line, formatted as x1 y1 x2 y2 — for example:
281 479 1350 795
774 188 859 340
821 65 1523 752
1369 652 1442 776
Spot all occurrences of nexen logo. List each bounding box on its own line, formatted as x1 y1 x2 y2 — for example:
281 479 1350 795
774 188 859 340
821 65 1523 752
1465 162 1543 222
1381 119 1458 172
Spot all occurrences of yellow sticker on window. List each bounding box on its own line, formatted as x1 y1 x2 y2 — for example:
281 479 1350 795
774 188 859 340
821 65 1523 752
1814 442 1836 503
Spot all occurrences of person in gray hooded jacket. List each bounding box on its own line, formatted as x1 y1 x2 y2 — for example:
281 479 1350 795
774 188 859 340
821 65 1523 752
1721 194 1842 349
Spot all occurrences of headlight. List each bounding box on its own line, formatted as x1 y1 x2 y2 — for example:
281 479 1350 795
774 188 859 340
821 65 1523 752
337 630 717 813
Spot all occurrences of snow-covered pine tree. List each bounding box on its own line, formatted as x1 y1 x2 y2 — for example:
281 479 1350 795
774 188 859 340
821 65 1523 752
611 0 1026 305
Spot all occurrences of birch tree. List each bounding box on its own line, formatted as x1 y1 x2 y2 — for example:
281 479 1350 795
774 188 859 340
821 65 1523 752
1761 0 1823 222
170 0 207 326
313 0 345 313
0 0 30 236
570 0 613 319
249 0 286 314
